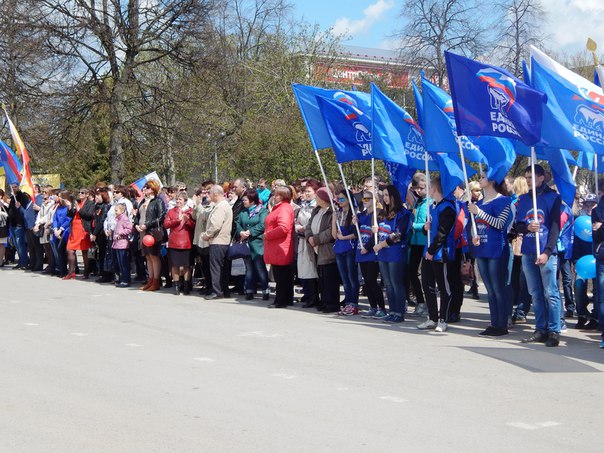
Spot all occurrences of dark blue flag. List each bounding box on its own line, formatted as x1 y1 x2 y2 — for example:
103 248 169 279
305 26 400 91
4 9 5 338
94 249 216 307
412 80 424 129
436 153 477 198
316 95 372 163
472 136 516 184
384 160 416 198
445 51 545 145
292 83 372 151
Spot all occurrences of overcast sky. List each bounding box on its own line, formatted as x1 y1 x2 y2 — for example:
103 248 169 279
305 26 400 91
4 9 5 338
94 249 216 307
294 0 604 57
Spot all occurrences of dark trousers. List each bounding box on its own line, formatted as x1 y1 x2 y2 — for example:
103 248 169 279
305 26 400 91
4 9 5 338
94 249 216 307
318 261 341 310
209 244 229 295
272 264 293 306
448 251 464 317
360 261 385 309
558 256 575 312
407 245 425 306
196 246 212 291
26 229 44 270
422 259 453 322
115 248 131 284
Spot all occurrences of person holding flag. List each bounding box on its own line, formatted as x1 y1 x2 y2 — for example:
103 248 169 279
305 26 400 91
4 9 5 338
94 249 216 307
468 175 514 336
515 165 563 347
7 182 31 269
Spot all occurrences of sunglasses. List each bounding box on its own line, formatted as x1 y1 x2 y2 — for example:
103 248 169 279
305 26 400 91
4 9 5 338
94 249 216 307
337 197 346 202
79 191 88 194
361 197 373 202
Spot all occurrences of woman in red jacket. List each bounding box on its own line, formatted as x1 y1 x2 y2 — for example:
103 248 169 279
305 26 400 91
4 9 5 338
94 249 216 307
164 192 196 295
263 185 295 308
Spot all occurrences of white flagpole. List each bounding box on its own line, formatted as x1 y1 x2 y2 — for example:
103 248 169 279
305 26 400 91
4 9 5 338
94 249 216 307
530 147 541 256
371 157 378 247
313 149 338 217
594 154 599 195
456 136 477 238
424 150 431 247
337 163 362 240
572 165 578 182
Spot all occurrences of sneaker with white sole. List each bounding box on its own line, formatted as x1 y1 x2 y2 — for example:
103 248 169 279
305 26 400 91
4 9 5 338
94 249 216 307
435 319 448 332
372 309 388 320
342 305 359 316
417 319 437 330
362 308 378 318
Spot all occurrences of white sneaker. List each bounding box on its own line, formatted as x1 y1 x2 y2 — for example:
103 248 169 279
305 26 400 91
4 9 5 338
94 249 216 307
417 319 437 330
435 319 448 332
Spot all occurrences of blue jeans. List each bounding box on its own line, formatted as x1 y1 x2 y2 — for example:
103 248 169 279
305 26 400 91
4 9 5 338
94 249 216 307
9 225 28 267
114 248 131 284
596 258 604 329
335 249 359 306
522 254 561 333
244 255 269 294
379 258 407 315
478 252 510 330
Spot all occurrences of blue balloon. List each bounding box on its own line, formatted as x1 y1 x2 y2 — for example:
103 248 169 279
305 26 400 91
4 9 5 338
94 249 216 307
576 255 596 279
574 215 592 242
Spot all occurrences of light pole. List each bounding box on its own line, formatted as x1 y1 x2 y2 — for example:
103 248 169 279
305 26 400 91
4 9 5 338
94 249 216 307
208 131 225 183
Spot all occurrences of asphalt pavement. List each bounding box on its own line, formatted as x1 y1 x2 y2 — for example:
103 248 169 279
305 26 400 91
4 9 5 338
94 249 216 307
1 268 603 453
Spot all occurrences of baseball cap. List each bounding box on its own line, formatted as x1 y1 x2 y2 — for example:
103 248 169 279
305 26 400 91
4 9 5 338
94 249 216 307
584 193 598 204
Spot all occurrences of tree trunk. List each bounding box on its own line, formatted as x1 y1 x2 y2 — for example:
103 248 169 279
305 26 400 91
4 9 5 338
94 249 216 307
109 84 126 184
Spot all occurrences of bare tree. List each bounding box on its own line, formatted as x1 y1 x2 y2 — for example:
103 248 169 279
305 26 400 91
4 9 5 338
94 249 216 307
495 0 546 77
395 0 490 86
37 0 212 183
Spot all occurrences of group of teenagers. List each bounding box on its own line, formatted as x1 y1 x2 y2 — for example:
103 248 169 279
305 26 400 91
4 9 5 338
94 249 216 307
1 166 603 349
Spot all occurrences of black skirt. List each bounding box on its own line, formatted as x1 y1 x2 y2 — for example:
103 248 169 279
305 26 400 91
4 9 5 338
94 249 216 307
170 248 191 267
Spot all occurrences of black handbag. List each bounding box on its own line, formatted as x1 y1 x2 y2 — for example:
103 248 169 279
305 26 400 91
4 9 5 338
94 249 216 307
227 241 250 260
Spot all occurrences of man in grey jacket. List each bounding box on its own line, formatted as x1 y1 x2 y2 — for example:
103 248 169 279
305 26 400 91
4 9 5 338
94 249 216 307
202 185 233 299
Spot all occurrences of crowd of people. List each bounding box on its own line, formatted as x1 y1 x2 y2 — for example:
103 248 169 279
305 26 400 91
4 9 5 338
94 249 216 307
1 167 603 349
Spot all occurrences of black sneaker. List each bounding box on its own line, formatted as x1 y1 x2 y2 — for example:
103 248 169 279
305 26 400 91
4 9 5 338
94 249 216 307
584 319 599 330
545 332 560 347
575 317 588 329
245 293 254 300
522 330 547 343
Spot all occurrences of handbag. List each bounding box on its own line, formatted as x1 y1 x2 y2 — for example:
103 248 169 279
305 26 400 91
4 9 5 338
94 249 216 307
228 240 251 260
460 255 475 287
231 257 246 276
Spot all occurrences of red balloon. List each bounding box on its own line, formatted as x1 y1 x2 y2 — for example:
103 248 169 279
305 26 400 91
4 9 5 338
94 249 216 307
142 234 155 247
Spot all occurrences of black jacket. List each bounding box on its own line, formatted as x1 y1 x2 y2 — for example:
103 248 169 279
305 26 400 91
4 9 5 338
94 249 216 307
93 203 111 237
140 197 166 231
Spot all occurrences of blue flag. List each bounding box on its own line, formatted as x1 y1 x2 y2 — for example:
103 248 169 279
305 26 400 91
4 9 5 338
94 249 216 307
472 136 516 184
384 160 416 198
316 95 372 163
371 83 437 169
514 142 577 166
436 153 477 198
522 60 531 85
577 151 604 173
421 76 486 163
547 148 576 208
292 83 372 151
530 55 604 155
445 51 545 145
0 140 22 185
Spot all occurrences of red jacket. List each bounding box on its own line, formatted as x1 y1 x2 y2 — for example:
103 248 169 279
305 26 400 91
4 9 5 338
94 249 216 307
263 202 294 266
164 207 195 249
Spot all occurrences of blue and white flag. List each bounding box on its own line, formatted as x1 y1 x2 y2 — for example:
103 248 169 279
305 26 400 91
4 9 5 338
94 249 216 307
316 95 372 163
421 76 486 163
530 46 604 155
371 83 437 169
445 51 545 145
292 83 372 151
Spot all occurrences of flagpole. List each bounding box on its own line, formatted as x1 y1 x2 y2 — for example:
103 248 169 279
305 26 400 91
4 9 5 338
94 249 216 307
572 165 578 182
371 157 379 247
456 136 477 238
337 163 362 240
595 154 599 195
313 149 337 215
530 147 541 256
424 150 431 247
